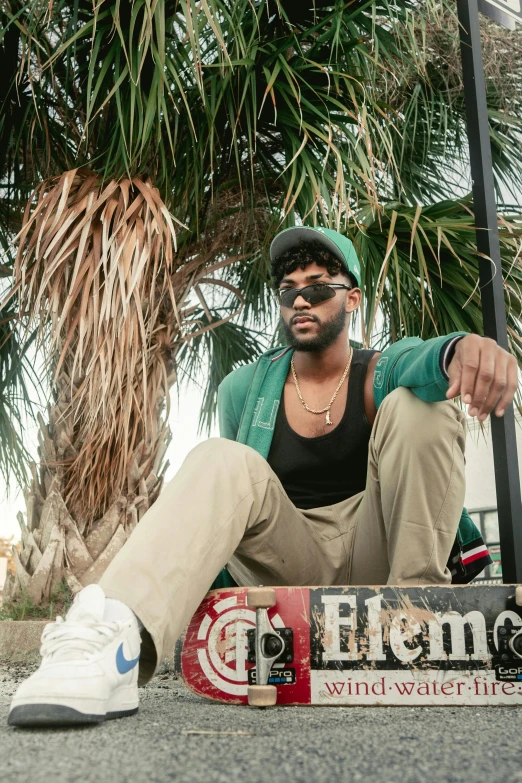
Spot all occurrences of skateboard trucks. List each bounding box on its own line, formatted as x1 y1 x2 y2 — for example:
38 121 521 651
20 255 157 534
246 587 292 707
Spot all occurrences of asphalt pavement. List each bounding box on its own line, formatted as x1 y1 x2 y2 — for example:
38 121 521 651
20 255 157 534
1 660 522 783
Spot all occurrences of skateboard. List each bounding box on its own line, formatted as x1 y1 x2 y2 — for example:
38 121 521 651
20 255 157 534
181 584 522 706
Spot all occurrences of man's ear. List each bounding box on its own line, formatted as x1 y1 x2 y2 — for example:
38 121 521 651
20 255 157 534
345 287 361 314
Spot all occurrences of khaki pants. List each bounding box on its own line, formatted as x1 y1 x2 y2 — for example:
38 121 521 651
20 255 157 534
99 387 466 684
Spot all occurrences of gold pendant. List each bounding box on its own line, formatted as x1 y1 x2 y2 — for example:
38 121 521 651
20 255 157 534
326 410 332 425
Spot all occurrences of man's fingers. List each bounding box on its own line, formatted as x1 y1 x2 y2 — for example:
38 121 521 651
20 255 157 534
446 379 461 399
468 342 496 415
446 360 461 399
448 334 519 418
477 352 508 420
496 354 519 416
459 336 483 407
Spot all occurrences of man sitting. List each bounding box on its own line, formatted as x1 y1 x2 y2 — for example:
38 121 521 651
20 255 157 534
8 226 517 727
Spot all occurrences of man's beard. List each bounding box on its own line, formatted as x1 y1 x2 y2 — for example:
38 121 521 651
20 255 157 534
281 304 348 352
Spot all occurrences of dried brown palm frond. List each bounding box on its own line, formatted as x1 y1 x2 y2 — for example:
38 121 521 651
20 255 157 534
6 168 243 525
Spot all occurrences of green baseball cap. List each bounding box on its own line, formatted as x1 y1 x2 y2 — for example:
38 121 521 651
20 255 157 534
270 226 361 288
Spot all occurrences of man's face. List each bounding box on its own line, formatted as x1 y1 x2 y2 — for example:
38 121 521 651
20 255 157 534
278 261 356 352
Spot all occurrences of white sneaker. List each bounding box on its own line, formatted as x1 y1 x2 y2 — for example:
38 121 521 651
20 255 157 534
7 584 141 727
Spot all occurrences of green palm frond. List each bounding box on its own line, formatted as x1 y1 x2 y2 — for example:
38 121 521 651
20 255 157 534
0 1 459 211
368 4 522 205
175 310 269 434
352 198 522 369
0 294 39 491
0 211 40 491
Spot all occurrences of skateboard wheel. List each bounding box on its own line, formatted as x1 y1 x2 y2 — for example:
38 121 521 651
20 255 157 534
516 586 522 606
247 587 276 609
247 685 277 707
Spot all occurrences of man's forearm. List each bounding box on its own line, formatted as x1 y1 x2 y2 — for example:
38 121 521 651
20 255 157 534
373 332 469 409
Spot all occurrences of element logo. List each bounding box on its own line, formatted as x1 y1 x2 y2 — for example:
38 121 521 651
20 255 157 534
195 594 284 696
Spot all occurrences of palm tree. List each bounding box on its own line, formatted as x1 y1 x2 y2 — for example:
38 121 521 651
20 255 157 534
1 0 521 605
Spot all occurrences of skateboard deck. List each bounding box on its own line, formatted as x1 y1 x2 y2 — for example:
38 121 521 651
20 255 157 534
181 584 522 706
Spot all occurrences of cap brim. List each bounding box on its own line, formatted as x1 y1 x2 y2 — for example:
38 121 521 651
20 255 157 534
270 227 345 267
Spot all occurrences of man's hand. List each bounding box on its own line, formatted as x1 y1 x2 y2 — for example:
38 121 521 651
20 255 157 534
446 335 519 420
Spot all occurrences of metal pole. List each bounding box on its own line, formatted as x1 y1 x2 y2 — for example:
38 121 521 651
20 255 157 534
456 0 522 582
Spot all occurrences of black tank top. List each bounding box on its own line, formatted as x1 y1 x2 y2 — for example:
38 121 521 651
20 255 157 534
267 348 378 509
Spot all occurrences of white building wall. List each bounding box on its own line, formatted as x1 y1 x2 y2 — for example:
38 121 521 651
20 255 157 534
464 413 522 582
464 413 522 511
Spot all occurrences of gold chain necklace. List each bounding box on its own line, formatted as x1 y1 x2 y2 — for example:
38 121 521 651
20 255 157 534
291 347 353 426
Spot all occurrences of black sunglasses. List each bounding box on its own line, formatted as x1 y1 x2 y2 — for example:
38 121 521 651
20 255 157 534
276 282 352 308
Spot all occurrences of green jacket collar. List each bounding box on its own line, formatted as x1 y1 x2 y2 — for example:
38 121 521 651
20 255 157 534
236 346 292 457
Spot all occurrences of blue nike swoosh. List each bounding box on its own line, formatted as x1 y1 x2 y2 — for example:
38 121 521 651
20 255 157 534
116 642 140 674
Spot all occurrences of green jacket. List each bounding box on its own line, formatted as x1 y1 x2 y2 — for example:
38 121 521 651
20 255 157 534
211 333 492 589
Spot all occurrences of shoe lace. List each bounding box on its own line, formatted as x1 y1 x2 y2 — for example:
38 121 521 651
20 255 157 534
40 616 121 661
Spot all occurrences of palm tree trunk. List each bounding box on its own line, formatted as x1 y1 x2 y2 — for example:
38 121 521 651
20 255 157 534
4 378 168 604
